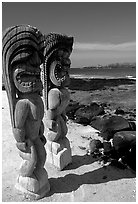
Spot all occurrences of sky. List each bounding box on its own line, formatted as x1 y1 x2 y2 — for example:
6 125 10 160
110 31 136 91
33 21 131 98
2 1 136 68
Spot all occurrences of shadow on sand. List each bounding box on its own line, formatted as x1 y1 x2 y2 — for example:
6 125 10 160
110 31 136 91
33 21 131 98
64 154 99 170
45 154 135 197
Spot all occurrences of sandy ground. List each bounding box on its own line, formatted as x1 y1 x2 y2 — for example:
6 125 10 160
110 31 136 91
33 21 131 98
2 91 136 202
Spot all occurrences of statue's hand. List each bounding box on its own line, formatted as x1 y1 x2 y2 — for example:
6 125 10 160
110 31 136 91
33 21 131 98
13 127 25 142
17 139 37 166
16 139 33 153
16 142 28 152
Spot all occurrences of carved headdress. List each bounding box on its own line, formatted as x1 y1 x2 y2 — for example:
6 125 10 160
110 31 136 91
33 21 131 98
2 25 44 128
43 33 74 110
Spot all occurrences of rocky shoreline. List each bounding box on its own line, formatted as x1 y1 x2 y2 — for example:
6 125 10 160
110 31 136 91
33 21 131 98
66 77 136 171
67 77 136 126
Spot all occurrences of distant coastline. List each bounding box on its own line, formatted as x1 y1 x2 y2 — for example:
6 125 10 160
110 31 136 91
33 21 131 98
70 63 136 80
70 74 136 80
71 62 136 70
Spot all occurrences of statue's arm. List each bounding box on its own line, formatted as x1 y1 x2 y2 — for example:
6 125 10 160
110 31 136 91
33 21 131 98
39 121 46 145
46 89 61 131
13 100 29 152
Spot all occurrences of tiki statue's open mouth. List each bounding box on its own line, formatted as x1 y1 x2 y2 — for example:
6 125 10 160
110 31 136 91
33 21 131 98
13 67 43 93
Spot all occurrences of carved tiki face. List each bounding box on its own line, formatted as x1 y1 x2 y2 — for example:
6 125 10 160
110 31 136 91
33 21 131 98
13 51 43 94
49 48 71 87
43 33 74 109
2 25 45 127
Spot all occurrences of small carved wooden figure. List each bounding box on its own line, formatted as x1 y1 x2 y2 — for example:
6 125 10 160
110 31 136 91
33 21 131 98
2 25 50 199
43 33 74 170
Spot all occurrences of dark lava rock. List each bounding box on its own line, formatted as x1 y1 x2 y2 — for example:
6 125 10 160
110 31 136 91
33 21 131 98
75 116 90 125
113 131 136 171
100 102 108 108
90 116 105 131
100 115 131 140
90 115 136 142
74 103 105 125
114 107 125 115
87 139 103 154
90 115 130 133
113 131 136 151
66 101 84 120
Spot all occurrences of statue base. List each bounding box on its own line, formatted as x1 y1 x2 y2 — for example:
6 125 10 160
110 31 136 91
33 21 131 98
15 168 50 200
45 137 72 170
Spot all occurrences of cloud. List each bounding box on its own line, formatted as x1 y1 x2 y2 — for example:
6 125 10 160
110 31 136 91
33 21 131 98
73 41 136 51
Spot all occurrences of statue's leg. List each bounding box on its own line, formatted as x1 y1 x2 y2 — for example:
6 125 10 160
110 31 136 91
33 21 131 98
18 141 37 177
46 116 72 170
15 138 50 199
33 137 46 170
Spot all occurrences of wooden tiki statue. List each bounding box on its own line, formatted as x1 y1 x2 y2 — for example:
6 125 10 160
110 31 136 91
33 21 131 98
2 25 50 199
43 33 74 170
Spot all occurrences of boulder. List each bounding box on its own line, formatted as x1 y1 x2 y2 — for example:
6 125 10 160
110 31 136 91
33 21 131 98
74 103 105 125
113 131 136 152
90 115 130 132
114 107 125 115
91 115 136 142
66 101 83 120
113 131 136 171
86 139 103 155
90 116 104 131
99 115 131 141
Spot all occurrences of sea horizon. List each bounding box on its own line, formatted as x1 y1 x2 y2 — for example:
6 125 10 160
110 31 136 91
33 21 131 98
70 65 136 80
70 63 136 79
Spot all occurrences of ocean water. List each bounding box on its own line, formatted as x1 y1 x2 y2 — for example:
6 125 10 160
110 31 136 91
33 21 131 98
70 67 136 79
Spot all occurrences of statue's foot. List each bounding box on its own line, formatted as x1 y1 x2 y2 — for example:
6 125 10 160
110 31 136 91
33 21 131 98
15 168 50 200
45 138 72 170
46 140 62 154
